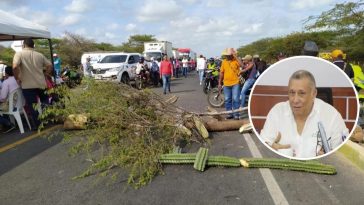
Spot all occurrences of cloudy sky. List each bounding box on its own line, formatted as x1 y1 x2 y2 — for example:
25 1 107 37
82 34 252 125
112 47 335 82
0 0 345 57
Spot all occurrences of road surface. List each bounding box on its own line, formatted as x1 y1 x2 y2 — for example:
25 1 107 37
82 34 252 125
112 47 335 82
0 72 364 205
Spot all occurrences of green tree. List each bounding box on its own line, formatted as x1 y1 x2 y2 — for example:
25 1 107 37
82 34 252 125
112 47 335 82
305 1 364 34
57 32 96 68
120 34 157 53
0 46 15 65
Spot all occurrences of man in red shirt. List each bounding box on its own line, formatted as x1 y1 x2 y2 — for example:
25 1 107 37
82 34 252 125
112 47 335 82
160 55 174 94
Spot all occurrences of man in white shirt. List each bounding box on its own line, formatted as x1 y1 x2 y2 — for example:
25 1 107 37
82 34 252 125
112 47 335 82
196 55 206 85
260 70 348 158
182 57 189 78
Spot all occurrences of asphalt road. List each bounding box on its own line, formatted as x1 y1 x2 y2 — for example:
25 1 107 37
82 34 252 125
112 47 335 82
0 71 364 205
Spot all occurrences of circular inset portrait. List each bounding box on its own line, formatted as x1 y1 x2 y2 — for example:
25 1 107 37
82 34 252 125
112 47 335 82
249 56 359 160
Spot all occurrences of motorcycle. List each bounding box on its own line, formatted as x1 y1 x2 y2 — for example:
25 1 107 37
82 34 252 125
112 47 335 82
203 69 219 94
207 83 252 108
61 67 81 88
135 71 148 90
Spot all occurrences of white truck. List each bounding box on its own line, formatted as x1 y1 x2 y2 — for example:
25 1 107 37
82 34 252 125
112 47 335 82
143 41 173 60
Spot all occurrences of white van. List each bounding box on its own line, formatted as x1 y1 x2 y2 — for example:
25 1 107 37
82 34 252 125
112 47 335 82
92 52 141 81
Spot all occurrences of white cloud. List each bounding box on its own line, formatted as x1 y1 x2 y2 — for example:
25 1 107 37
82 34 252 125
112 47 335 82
170 17 202 28
125 23 137 32
105 32 117 39
74 28 87 36
11 6 58 28
290 0 333 10
196 18 239 35
61 14 82 26
181 0 198 4
108 23 120 30
242 23 263 34
65 0 91 13
137 0 181 22
206 0 227 8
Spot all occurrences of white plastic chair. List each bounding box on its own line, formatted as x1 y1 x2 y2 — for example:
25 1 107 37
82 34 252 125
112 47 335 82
0 88 31 134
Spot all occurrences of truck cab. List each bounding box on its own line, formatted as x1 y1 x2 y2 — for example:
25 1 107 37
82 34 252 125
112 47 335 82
143 41 173 60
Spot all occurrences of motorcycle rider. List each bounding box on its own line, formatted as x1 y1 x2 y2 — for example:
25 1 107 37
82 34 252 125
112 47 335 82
207 58 219 77
135 57 149 82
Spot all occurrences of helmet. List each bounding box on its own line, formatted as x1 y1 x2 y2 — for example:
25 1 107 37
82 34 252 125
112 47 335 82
209 57 214 62
331 49 344 58
139 56 145 62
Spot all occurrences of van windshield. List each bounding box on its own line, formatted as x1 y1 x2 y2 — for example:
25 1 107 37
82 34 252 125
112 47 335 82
145 52 162 60
100 55 127 63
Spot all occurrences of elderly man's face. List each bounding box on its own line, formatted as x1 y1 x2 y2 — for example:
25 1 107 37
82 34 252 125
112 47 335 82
288 77 317 118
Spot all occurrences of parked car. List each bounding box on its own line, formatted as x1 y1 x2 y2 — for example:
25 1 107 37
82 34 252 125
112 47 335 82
91 52 140 82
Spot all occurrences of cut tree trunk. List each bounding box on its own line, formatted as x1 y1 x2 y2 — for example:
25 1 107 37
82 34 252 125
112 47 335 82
204 119 250 132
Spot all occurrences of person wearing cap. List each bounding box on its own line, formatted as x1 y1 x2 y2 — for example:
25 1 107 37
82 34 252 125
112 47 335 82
240 54 257 108
13 38 53 129
218 48 244 120
53 53 62 78
259 70 348 158
331 49 353 79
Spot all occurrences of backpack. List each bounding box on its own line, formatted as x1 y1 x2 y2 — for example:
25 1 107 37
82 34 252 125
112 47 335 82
151 61 159 72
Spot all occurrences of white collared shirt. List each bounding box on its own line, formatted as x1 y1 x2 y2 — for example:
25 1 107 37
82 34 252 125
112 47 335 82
260 98 349 158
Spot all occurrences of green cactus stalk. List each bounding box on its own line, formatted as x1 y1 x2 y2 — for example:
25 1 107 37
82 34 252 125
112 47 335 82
207 156 241 167
158 148 337 175
159 153 196 164
242 158 336 175
193 147 209 171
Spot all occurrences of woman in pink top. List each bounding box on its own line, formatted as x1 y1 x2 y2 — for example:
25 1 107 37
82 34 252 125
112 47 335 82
159 55 174 94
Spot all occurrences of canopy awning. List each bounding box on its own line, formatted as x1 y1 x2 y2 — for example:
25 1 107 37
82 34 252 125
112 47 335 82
0 9 51 41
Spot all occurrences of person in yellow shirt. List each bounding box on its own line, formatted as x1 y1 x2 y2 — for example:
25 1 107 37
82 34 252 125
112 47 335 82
218 48 244 119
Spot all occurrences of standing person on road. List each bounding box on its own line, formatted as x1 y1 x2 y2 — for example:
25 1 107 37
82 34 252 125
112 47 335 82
197 55 206 85
218 48 244 120
240 55 257 108
53 53 61 78
12 38 53 129
160 55 173 95
83 56 92 77
150 57 160 86
182 56 189 78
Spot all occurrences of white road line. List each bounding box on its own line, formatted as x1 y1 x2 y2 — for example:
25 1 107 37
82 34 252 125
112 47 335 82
243 133 289 205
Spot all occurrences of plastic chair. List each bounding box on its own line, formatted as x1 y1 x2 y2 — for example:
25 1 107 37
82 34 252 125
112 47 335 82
0 88 31 133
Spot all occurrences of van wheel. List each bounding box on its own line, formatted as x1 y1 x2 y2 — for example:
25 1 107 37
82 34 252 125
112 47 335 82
121 74 130 85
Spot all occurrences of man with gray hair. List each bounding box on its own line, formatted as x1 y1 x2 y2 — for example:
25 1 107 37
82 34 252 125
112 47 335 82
13 38 53 129
260 70 348 158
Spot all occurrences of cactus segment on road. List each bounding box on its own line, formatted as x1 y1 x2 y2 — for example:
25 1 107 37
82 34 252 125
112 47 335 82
159 148 336 175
